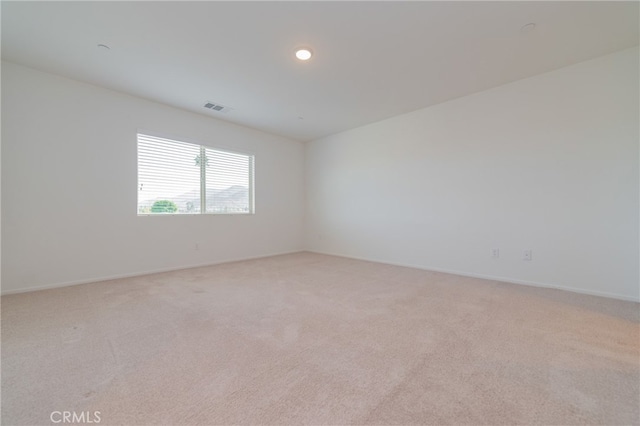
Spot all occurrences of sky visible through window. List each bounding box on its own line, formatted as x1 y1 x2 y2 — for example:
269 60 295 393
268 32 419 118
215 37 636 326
138 134 253 214
138 141 199 203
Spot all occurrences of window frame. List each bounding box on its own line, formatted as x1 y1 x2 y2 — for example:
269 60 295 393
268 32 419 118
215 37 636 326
136 131 255 216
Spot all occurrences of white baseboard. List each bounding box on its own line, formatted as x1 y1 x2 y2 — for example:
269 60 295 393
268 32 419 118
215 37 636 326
4 249 638 303
0 250 304 296
304 249 640 303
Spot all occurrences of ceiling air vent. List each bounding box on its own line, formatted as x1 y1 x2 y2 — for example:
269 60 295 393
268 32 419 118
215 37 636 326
204 102 232 113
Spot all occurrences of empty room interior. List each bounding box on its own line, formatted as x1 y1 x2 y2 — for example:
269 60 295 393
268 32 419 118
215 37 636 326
1 1 639 425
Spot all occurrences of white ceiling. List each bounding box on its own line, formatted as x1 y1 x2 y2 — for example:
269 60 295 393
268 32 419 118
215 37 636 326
2 1 638 142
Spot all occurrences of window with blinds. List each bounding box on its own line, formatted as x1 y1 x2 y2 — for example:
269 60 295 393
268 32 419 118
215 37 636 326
137 133 254 215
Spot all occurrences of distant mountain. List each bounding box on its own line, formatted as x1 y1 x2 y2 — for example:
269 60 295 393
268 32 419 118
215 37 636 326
139 185 249 213
207 185 249 212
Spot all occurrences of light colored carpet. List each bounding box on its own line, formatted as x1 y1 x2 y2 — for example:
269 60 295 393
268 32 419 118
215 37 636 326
1 252 638 425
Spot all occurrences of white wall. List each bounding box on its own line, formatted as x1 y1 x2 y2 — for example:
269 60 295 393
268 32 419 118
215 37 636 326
1 61 305 294
306 47 639 301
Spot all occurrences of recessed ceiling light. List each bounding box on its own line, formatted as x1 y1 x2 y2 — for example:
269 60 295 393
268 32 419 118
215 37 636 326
97 43 111 50
295 48 313 61
520 23 536 33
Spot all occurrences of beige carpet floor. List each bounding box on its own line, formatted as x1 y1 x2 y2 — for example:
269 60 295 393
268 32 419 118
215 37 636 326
1 252 639 425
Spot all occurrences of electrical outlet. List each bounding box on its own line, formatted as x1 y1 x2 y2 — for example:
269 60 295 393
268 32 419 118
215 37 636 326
491 248 500 258
523 249 532 261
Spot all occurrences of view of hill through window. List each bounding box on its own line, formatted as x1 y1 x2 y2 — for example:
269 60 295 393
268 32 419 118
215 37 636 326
137 134 254 215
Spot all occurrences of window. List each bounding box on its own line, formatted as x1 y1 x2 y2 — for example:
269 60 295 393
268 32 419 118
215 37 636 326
137 133 254 215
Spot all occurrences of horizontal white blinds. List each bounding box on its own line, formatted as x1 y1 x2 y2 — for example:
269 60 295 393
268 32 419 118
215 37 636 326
205 148 253 214
137 133 254 215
